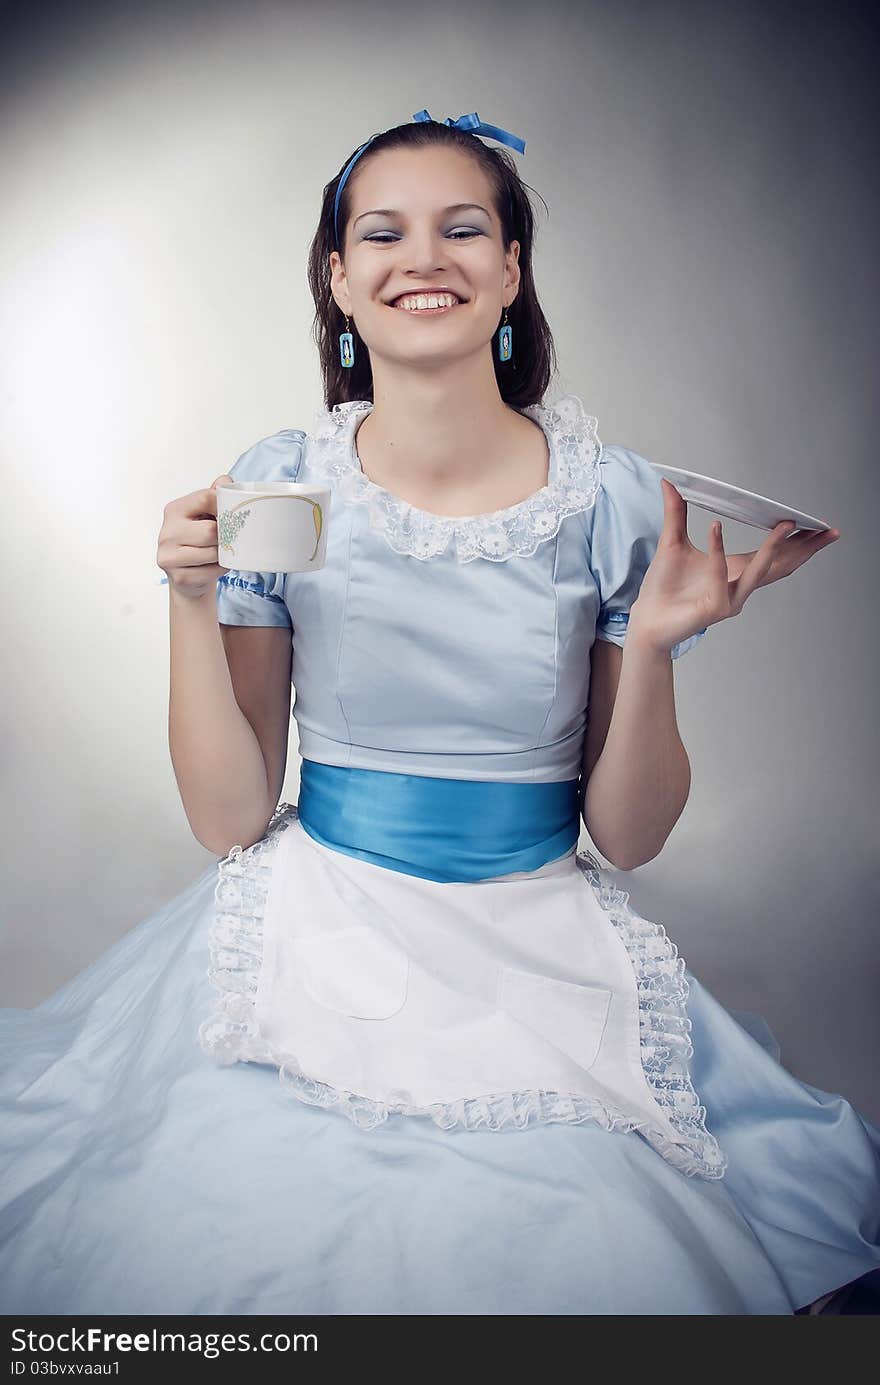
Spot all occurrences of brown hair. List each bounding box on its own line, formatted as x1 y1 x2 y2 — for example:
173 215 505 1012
306 119 557 410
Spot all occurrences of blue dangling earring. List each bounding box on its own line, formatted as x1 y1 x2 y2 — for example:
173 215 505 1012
340 314 354 369
497 307 512 363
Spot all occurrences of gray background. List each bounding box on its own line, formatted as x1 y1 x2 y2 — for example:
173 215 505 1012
1 0 877 1121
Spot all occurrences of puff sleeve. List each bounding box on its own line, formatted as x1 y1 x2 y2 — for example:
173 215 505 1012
158 429 305 628
588 443 708 660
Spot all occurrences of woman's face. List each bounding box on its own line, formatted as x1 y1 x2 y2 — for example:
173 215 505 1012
329 145 520 371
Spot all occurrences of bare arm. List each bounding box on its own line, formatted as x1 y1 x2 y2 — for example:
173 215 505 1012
580 634 691 871
168 586 292 856
219 620 293 820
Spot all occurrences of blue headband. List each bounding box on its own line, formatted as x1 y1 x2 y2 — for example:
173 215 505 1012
333 109 526 251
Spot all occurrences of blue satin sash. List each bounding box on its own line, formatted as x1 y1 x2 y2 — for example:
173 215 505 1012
296 758 582 883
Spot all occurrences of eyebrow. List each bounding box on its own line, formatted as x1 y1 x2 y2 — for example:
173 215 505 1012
353 202 491 227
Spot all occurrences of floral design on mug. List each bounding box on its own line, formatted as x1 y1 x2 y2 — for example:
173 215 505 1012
218 507 252 554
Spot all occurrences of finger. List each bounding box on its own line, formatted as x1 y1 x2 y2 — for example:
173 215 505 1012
779 526 838 547
775 525 841 571
659 477 690 544
707 520 730 580
778 522 839 540
732 521 796 603
174 546 221 565
206 475 234 507
192 477 234 520
706 522 735 614
805 526 841 544
173 524 218 549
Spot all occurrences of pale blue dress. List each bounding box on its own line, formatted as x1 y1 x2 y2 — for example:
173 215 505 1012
1 394 877 1316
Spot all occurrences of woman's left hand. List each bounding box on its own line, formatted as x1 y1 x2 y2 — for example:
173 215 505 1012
626 478 841 655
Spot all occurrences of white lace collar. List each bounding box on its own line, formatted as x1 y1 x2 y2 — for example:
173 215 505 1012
304 394 602 563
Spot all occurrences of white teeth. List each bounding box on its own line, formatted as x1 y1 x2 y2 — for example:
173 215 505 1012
394 293 460 311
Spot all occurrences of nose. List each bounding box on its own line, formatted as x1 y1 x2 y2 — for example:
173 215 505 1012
399 225 452 277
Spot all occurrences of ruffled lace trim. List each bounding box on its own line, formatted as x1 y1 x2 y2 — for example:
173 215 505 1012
303 394 602 563
198 804 727 1181
571 853 727 1179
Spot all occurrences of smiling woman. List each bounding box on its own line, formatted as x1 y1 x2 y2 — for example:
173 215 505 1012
2 111 878 1320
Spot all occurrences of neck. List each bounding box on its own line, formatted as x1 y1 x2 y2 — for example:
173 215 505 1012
356 352 520 487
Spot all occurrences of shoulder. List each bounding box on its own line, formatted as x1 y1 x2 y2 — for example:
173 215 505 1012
598 441 661 491
229 428 307 483
585 441 664 534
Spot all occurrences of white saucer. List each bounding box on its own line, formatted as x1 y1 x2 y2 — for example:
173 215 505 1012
649 463 832 533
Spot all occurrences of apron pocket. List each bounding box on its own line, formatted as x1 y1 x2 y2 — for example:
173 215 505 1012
497 966 612 1072
292 924 409 1020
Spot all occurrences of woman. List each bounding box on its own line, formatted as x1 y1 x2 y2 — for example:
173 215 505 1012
1 111 876 1316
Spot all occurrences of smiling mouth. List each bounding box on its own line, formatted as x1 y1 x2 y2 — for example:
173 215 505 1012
388 301 466 315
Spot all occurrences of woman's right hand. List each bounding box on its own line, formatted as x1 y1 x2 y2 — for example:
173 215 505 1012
157 475 234 600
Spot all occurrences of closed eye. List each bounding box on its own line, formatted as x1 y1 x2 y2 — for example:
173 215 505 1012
364 229 482 243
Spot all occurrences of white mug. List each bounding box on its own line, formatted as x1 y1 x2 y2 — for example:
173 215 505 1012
215 481 331 573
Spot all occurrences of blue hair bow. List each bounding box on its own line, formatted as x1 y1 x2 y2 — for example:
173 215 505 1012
333 110 526 249
413 110 526 154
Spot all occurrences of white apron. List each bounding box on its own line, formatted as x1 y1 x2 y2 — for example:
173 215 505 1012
200 804 727 1180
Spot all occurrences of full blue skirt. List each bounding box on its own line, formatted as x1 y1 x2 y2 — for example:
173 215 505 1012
1 860 878 1315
